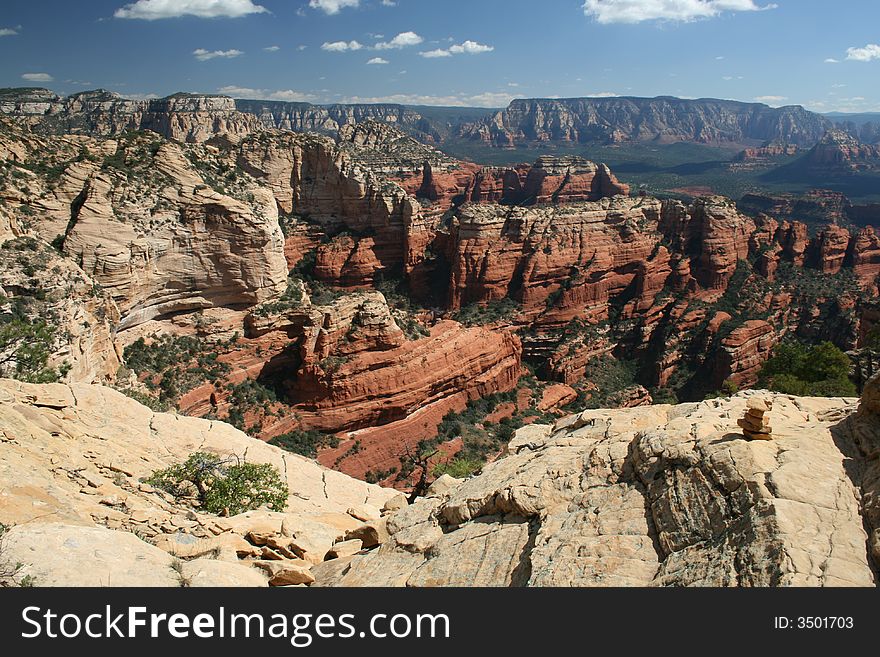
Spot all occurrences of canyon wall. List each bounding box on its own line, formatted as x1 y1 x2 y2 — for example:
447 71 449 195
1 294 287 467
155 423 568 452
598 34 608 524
458 97 832 147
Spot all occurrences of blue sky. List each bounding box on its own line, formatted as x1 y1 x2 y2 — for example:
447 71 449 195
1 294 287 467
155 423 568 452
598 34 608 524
0 0 878 112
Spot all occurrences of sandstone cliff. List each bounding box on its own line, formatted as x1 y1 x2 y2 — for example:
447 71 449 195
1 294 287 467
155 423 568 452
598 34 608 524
3 378 878 587
459 97 831 148
0 378 398 587
313 384 880 587
2 89 262 143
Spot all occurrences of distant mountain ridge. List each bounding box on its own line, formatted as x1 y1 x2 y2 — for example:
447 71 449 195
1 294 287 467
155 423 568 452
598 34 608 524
0 88 844 152
457 96 833 148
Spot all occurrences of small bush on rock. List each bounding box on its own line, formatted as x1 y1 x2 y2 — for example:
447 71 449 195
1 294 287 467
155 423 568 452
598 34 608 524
145 452 288 516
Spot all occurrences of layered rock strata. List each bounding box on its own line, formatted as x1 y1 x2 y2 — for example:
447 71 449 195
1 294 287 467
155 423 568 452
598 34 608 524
314 387 877 587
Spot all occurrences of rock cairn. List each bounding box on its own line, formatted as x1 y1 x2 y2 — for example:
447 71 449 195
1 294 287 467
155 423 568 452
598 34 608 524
738 397 773 440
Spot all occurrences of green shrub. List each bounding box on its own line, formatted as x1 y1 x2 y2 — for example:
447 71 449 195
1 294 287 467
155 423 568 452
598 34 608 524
269 429 340 458
454 297 520 327
0 318 64 383
145 452 288 516
758 340 856 397
433 455 483 479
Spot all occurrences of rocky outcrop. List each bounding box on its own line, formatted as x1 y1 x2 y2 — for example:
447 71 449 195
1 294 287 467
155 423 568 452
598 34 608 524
714 320 778 389
236 128 426 287
0 378 398 587
733 142 800 163
0 119 288 330
459 97 831 148
802 129 880 171
409 156 629 212
234 99 447 144
2 89 262 143
314 390 876 587
448 196 664 320
0 239 120 383
61 141 288 329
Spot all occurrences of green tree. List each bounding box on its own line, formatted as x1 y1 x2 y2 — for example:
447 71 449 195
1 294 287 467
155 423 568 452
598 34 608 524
758 341 856 397
146 452 288 516
0 318 64 383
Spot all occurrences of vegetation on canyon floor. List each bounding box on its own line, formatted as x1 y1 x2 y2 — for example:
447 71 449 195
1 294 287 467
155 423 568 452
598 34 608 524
758 341 857 397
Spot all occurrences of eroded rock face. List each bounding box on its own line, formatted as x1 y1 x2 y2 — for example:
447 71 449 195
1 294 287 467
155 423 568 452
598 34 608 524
315 390 877 587
3 90 263 143
63 148 288 328
458 97 831 148
0 238 120 383
0 378 397 587
0 120 289 330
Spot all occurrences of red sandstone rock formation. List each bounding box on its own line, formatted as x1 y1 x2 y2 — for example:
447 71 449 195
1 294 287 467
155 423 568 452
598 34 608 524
714 320 778 389
808 224 851 274
849 227 880 290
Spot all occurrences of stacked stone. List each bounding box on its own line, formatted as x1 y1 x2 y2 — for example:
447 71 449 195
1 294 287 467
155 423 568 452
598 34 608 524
737 397 773 440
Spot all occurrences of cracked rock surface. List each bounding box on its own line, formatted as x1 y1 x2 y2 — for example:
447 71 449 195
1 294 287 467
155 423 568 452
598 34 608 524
314 384 880 587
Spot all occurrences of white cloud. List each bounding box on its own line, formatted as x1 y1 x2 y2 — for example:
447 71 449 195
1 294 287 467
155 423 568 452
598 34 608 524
264 45 280 52
420 40 493 58
338 91 514 107
193 48 243 61
449 40 493 54
582 0 776 24
589 91 621 97
309 0 359 14
420 48 452 58
22 73 54 82
321 40 363 51
824 58 840 64
366 57 389 65
374 31 423 50
297 45 308 51
754 95 787 105
218 86 317 102
846 44 880 62
0 27 18 37
115 0 266 20
381 0 396 5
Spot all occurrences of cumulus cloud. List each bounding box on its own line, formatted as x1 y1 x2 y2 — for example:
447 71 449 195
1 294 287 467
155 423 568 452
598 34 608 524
582 0 776 24
824 58 840 64
366 57 390 65
321 40 363 51
420 49 452 58
449 40 494 54
0 27 18 37
420 40 493 58
22 73 53 82
846 44 880 62
338 91 513 107
264 45 280 52
374 31 423 50
309 0 359 14
115 0 267 20
754 95 787 105
218 86 316 102
193 48 244 61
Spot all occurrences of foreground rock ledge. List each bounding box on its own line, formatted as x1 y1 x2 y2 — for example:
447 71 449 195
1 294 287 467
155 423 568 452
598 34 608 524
314 384 880 587
0 379 397 587
1 378 879 587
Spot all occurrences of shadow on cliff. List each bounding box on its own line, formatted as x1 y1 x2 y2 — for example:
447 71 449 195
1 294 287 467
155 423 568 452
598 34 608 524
828 406 880 585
